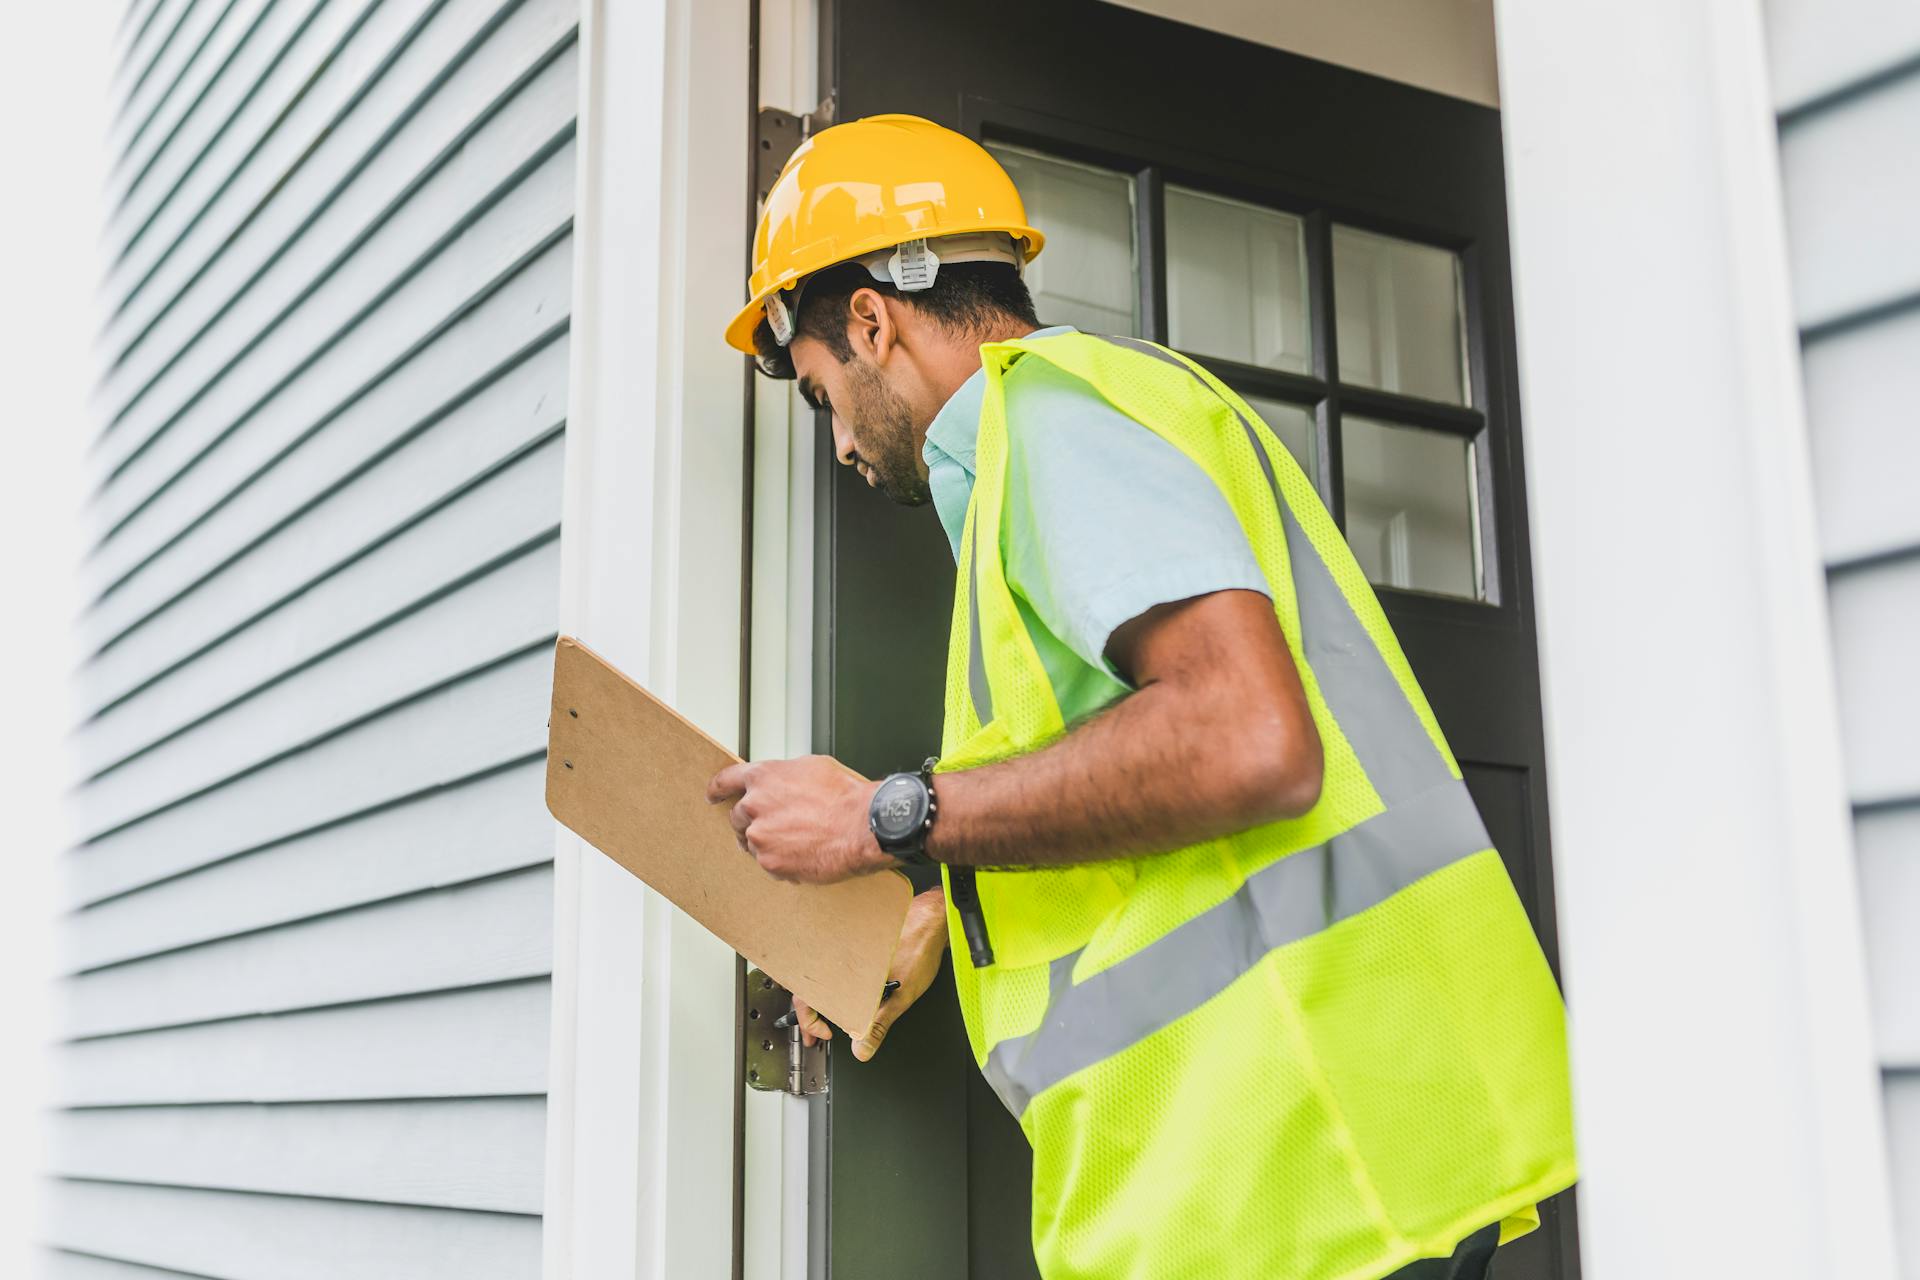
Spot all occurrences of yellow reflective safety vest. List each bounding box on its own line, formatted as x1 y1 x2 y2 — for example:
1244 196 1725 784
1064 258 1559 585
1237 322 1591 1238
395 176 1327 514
937 331 1578 1280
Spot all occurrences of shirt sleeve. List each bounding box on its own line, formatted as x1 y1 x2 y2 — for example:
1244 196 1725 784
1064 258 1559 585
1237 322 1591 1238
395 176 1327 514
1000 356 1271 683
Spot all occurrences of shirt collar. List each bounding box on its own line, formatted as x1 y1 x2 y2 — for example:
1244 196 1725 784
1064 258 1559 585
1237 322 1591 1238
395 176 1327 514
922 324 1077 479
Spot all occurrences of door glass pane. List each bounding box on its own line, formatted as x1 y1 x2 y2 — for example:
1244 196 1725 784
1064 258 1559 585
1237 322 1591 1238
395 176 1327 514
987 144 1138 334
1166 187 1311 374
1342 416 1483 600
1333 227 1469 406
1239 393 1315 475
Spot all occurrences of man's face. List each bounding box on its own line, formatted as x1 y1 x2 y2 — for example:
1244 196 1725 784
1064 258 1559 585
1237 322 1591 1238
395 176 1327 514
792 336 932 507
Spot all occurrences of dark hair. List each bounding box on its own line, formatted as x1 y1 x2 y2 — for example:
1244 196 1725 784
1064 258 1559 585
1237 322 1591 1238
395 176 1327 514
752 260 1039 379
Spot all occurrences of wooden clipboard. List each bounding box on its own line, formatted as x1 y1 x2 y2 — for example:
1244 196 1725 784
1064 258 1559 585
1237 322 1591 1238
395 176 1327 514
545 637 912 1034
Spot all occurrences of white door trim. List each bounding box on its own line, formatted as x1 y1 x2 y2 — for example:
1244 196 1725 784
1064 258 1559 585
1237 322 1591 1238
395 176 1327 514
1494 3 1897 1277
741 8 824 1279
543 1 751 1276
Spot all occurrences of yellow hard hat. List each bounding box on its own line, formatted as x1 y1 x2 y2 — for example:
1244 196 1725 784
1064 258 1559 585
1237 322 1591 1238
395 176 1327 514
724 114 1045 354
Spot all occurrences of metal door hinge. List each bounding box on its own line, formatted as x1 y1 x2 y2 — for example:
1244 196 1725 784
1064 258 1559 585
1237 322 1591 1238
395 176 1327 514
745 967 829 1096
755 97 836 201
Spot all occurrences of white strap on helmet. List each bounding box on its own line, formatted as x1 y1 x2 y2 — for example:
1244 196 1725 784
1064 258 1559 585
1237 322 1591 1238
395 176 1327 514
858 231 1026 292
765 231 1027 347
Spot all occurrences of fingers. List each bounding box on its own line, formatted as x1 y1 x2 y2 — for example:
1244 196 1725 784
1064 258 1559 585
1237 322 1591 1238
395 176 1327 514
791 997 831 1047
710 763 755 855
706 762 752 805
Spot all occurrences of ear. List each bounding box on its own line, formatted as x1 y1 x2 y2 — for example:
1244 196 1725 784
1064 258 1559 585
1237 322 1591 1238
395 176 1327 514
845 286 898 364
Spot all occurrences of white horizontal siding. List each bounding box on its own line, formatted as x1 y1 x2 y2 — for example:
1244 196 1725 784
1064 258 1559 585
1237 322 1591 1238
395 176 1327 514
60 0 577 1270
82 263 570 705
55 979 550 1106
64 864 551 1038
48 1097 545 1213
1800 308 1920 565
92 1 578 506
45 1181 540 1280
1777 69 1920 329
1768 6 1920 1267
73 333 568 770
89 133 576 585
68 640 553 906
107 0 273 217
1764 0 1920 113
64 758 550 972
1858 807 1920 1067
104 0 402 317
100 0 388 349
111 0 188 107
1827 559 1920 808
119 4 222 154
1890 1074 1920 1279
78 259 570 722
46 1251 220 1280
106 0 571 407
77 501 560 837
106 0 254 210
110 0 198 134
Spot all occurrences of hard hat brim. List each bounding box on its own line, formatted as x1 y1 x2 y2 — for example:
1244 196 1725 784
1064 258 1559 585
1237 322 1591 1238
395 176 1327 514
724 224 1046 356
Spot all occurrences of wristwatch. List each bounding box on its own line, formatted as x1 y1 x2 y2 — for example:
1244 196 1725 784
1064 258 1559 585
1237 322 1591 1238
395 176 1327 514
868 757 939 865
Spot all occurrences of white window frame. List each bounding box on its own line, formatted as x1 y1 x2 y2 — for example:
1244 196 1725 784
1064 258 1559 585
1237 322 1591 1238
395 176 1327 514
1494 3 1897 1276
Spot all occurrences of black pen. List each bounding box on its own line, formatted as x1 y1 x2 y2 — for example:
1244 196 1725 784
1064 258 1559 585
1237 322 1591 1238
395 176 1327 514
774 979 898 1030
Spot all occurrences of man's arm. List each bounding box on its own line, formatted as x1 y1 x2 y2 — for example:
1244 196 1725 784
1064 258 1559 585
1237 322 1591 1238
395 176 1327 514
707 586 1321 881
931 586 1321 868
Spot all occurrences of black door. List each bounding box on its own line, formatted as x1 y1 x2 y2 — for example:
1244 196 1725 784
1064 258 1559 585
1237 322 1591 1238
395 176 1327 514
809 4 1575 1276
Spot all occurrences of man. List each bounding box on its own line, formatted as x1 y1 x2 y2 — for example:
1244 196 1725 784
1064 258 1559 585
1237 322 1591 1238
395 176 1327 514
708 114 1576 1280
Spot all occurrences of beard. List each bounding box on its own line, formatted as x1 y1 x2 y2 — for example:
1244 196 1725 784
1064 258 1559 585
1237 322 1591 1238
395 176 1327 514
844 358 932 507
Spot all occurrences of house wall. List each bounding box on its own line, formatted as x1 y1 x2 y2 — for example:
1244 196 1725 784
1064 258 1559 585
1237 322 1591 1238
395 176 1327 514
1765 3 1920 1271
49 0 578 1274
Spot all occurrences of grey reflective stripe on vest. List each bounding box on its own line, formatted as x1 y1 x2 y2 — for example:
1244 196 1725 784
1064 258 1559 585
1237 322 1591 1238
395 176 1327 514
974 335 1491 1119
967 515 994 725
983 779 1489 1116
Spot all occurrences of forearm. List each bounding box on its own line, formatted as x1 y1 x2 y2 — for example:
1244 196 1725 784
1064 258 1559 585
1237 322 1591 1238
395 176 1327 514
711 593 1318 884
927 677 1315 869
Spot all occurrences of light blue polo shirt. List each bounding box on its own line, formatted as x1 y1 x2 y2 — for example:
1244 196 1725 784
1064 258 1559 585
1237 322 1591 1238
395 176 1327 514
923 326 1270 723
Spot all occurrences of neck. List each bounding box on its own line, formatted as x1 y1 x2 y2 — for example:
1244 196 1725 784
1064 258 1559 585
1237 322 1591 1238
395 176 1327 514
926 318 1042 406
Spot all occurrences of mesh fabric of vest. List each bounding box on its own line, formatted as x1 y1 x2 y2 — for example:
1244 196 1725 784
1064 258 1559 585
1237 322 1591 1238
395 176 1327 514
936 333 1577 1280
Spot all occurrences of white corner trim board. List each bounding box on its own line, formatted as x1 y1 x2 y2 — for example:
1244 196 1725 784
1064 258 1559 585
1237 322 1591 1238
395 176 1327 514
1493 3 1896 1278
543 2 751 1279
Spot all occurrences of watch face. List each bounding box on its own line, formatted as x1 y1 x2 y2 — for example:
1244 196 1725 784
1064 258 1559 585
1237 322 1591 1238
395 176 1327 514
873 775 928 841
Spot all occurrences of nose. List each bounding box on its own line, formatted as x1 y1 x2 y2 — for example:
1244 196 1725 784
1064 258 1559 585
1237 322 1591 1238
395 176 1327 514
831 416 857 467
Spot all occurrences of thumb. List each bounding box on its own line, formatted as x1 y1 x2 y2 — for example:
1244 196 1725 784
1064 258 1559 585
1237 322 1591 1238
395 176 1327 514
851 1008 898 1062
